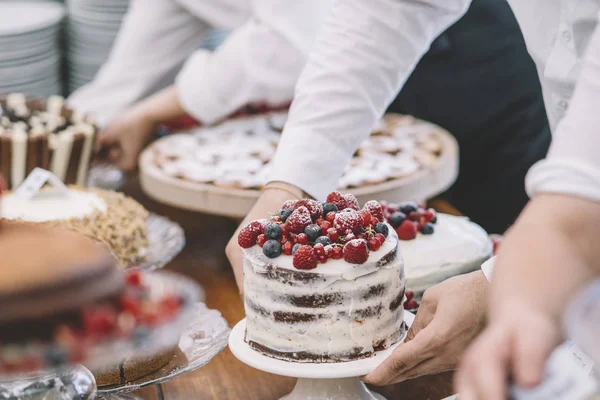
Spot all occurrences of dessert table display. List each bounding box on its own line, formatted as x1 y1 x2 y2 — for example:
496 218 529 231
0 1 64 98
140 113 459 218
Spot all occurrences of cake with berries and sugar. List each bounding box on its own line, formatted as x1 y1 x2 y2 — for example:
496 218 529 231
0 94 97 189
382 201 492 303
239 192 406 363
0 186 149 266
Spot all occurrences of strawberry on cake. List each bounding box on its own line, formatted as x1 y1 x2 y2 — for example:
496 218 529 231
239 192 406 363
382 201 493 302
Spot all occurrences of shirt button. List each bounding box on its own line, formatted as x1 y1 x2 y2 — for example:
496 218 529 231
558 99 569 110
562 30 572 42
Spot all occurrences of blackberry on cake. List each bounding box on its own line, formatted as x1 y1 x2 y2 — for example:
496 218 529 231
240 192 406 363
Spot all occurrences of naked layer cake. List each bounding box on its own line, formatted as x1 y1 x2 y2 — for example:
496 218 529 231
239 192 406 363
382 201 492 302
0 93 97 189
151 112 444 190
0 186 149 266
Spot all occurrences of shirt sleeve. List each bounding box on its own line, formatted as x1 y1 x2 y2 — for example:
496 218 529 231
526 24 600 202
175 0 330 124
67 0 210 126
268 0 471 200
481 256 495 282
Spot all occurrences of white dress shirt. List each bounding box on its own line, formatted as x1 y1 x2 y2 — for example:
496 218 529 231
68 0 330 126
271 0 600 205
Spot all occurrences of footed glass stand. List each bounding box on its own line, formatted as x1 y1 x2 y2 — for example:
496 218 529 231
229 311 414 400
0 366 95 400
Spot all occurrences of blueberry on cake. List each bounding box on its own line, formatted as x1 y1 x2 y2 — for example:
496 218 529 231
0 93 97 189
239 192 406 363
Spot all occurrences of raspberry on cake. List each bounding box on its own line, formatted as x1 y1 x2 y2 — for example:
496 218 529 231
239 192 406 363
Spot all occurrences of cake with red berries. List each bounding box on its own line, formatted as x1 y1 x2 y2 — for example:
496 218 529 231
383 201 492 301
239 192 406 363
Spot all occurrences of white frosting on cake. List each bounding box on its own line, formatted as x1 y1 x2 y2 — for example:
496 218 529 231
400 214 492 296
0 189 106 222
243 226 406 362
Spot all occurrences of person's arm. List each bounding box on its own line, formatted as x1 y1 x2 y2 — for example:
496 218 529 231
174 0 330 124
269 0 471 200
456 25 600 400
68 0 209 126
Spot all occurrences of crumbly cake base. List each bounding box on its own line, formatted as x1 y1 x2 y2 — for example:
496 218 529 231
93 348 175 386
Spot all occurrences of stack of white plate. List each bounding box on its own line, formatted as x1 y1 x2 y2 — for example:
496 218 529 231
0 1 65 97
65 0 129 92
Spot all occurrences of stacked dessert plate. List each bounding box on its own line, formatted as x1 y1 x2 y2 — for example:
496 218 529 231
65 0 130 91
0 1 65 97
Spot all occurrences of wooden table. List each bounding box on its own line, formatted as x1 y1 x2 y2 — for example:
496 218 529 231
120 178 458 400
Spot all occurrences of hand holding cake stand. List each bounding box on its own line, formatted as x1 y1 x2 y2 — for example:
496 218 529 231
229 311 415 400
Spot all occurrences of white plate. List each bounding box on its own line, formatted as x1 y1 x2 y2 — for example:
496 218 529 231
0 1 65 36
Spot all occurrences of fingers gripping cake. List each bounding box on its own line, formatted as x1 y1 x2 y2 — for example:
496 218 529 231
0 186 149 266
239 192 406 363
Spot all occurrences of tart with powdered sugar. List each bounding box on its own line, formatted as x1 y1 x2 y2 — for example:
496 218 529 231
0 93 97 189
239 192 406 363
382 201 493 303
150 112 445 190
0 187 148 266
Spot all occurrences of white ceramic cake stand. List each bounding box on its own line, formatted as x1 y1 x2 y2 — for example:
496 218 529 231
229 311 414 400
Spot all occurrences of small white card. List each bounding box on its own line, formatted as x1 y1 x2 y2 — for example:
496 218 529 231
14 168 69 200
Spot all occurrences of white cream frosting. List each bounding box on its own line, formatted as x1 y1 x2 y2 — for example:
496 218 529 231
400 213 492 296
243 226 406 361
0 189 106 222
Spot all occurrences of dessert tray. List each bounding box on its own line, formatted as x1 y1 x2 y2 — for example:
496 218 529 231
98 302 230 396
132 213 185 271
229 310 415 400
139 114 459 218
0 272 202 400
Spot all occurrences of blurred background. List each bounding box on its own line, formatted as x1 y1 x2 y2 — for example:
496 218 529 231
0 0 228 97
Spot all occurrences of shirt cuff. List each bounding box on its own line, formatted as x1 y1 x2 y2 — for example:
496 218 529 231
526 158 600 202
481 256 495 282
267 128 351 201
175 51 231 125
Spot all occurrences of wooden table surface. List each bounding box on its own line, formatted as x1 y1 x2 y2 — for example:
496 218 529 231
120 178 459 400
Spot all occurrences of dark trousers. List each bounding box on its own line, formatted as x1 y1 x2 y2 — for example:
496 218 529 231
388 0 551 233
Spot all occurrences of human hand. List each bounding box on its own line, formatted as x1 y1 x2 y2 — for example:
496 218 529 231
364 270 488 386
96 105 156 172
225 182 303 294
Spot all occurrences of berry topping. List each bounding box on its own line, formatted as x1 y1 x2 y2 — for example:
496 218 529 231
424 208 436 223
325 211 337 223
263 240 282 258
265 223 282 240
257 234 267 247
399 201 418 215
396 220 417 241
420 223 435 235
315 236 332 246
368 238 381 251
363 200 384 221
126 270 143 286
333 210 362 233
285 206 312 234
279 208 293 223
404 299 418 311
374 222 389 238
322 203 338 217
238 221 263 248
318 255 328 264
304 224 322 242
389 211 406 228
313 243 326 256
343 239 370 264
343 193 360 210
319 220 332 233
344 233 356 242
295 199 323 221
359 209 373 226
331 245 344 260
282 241 294 256
405 289 415 302
326 191 347 211
327 227 339 242
282 200 297 209
375 233 386 245
296 233 309 245
293 245 318 270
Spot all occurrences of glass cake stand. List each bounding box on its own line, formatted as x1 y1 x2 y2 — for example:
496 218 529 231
0 272 201 400
131 214 186 272
229 311 414 400
97 303 230 399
